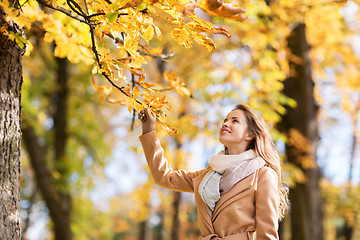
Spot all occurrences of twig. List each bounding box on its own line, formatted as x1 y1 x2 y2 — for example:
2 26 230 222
131 72 136 131
138 49 174 61
83 0 89 15
88 12 129 18
89 24 128 96
67 0 86 18
36 0 87 23
105 33 175 61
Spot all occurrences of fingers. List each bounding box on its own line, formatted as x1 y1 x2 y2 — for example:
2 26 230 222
138 108 155 122
138 109 148 122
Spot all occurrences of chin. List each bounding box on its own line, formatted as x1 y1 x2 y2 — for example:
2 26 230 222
219 137 227 146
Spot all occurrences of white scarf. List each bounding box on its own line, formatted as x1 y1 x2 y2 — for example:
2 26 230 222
198 149 266 212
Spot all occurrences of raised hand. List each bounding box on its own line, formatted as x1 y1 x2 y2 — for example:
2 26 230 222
138 108 156 134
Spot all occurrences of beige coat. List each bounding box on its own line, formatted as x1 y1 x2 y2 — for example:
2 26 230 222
140 131 279 240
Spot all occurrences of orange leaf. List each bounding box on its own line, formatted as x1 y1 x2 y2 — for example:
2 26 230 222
133 86 140 98
187 16 231 38
171 26 192 48
92 76 112 95
161 122 178 137
197 0 247 22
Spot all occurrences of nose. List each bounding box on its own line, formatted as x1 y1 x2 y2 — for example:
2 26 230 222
222 121 229 128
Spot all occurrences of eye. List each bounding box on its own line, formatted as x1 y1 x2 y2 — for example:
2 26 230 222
233 119 239 123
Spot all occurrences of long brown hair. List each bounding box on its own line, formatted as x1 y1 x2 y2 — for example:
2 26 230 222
226 104 289 220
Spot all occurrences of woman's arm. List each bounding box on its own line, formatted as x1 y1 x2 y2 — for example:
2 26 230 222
255 167 280 240
138 109 205 193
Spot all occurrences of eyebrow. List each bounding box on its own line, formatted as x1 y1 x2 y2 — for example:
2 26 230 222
223 116 240 121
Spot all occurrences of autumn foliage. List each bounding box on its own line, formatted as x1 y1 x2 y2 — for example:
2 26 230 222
1 0 247 135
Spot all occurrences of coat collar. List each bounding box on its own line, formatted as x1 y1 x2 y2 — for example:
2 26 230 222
193 167 261 234
212 169 259 222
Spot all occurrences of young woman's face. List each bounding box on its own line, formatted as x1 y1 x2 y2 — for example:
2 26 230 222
219 109 252 150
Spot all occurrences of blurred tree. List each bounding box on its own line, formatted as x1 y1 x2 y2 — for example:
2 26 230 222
22 55 73 239
279 23 323 240
20 38 114 239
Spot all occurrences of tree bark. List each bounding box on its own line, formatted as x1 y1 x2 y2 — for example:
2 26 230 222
280 23 323 240
0 10 23 239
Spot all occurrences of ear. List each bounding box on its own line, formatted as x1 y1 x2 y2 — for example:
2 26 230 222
245 132 254 141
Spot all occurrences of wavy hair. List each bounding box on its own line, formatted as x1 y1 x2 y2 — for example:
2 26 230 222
225 104 289 220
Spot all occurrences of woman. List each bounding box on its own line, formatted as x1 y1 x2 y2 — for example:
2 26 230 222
138 104 288 240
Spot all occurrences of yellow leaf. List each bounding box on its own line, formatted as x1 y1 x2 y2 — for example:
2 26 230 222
133 86 140 98
133 101 143 112
149 47 163 55
190 31 215 52
187 16 231 38
125 97 135 113
153 25 162 39
175 86 191 97
143 25 154 43
171 26 192 48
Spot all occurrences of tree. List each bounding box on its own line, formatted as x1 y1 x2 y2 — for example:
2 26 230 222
20 38 116 239
279 23 323 240
0 2 23 238
22 56 73 240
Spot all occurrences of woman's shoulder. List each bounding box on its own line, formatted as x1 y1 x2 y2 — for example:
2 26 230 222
258 165 277 181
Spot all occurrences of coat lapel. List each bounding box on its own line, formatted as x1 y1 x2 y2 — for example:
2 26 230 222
193 168 214 232
212 170 258 222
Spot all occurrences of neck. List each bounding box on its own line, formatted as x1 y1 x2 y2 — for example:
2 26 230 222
226 144 248 155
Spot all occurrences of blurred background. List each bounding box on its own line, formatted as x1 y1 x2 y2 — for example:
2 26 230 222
18 0 359 240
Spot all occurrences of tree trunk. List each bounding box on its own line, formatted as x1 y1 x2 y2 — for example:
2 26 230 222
170 123 186 240
280 23 323 240
22 56 73 240
171 191 182 240
138 220 149 240
22 124 73 240
342 99 360 240
153 209 164 240
0 12 23 239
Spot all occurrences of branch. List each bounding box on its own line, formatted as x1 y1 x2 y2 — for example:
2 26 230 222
36 0 87 23
83 0 89 15
67 0 87 18
89 24 130 97
131 73 136 131
88 12 129 18
105 33 175 61
138 48 174 61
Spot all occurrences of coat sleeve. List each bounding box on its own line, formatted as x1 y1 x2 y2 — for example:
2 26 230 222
139 130 205 193
255 167 280 240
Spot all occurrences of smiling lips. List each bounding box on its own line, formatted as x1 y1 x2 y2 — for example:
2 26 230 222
220 128 231 134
